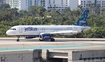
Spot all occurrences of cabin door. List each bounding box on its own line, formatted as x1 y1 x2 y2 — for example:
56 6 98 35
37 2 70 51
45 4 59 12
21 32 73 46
19 27 24 33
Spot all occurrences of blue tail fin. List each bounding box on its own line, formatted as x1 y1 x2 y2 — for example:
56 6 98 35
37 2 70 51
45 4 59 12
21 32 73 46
74 10 89 26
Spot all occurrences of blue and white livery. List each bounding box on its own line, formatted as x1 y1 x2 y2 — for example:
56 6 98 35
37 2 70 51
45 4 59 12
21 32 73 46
6 10 90 42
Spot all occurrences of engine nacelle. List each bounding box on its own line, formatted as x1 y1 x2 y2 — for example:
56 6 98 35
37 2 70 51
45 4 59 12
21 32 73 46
39 33 55 41
25 36 36 39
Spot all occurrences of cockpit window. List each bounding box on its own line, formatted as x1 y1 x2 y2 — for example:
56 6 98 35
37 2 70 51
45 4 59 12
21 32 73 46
10 28 16 30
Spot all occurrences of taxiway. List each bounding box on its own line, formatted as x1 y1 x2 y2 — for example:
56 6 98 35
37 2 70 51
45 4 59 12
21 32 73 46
0 38 105 51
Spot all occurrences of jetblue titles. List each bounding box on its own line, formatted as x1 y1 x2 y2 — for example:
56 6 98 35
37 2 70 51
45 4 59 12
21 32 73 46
25 27 37 31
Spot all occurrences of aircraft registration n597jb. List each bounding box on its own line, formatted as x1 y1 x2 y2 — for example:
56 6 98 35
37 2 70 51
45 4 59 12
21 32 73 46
6 10 90 42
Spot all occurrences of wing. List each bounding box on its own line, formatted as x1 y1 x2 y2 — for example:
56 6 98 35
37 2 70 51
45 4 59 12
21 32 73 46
42 30 80 35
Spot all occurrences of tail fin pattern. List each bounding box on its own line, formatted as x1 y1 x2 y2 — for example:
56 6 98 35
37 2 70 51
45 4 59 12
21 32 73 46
74 10 89 26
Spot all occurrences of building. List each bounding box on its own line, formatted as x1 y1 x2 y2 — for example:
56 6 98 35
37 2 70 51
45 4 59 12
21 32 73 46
6 0 32 10
6 0 78 11
45 0 68 11
78 0 105 9
44 0 78 11
69 0 78 10
0 0 6 6
6 0 45 10
34 0 78 11
34 0 45 7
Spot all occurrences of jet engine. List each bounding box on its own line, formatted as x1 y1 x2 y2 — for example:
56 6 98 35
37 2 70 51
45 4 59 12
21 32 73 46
39 33 55 41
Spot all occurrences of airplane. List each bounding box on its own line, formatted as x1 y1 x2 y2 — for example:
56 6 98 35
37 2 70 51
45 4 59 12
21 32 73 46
6 10 90 42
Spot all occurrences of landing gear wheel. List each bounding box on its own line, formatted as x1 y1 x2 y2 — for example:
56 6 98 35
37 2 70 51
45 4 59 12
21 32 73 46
50 38 55 42
39 39 43 41
17 39 19 42
17 36 20 42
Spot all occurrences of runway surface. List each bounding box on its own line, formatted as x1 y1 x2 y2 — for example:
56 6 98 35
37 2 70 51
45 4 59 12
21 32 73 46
0 38 105 52
1 37 105 42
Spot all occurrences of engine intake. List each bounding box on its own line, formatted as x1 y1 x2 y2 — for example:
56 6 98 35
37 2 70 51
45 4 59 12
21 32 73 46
39 33 55 41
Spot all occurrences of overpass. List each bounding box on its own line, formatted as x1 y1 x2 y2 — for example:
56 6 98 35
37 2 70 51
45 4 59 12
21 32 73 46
0 43 105 62
0 38 105 62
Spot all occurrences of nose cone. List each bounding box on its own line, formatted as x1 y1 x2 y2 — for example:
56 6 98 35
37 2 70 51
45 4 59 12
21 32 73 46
6 30 10 35
6 30 16 35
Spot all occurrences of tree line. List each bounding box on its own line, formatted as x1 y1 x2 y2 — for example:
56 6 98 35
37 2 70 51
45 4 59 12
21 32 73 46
0 4 105 38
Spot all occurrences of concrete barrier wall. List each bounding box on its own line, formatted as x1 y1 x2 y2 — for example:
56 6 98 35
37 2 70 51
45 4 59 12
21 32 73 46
72 50 105 61
0 50 41 62
0 51 33 62
73 59 105 62
0 49 105 62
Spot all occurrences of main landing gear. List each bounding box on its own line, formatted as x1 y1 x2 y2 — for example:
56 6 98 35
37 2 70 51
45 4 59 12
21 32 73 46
50 38 55 42
17 36 20 42
39 38 55 42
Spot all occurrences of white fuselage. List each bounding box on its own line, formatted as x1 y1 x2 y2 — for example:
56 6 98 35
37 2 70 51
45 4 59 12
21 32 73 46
6 25 90 36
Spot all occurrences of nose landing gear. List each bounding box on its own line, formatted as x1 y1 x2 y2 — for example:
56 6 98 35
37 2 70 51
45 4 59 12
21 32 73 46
17 36 20 42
